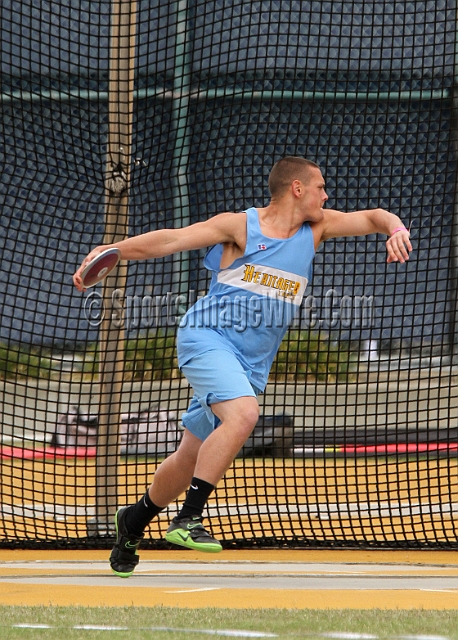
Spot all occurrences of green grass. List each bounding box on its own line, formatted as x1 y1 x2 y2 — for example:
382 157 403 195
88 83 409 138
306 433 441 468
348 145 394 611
0 607 457 640
0 329 357 384
0 343 97 382
0 343 54 381
272 329 357 383
124 330 180 381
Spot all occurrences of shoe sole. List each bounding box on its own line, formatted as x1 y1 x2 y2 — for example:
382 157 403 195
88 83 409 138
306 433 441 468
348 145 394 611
111 508 137 578
165 529 222 553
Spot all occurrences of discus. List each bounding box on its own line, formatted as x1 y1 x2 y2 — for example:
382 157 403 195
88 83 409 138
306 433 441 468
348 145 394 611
80 247 121 288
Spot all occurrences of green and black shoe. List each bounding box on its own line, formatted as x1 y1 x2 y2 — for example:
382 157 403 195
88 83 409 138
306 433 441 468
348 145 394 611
165 516 222 553
109 507 144 578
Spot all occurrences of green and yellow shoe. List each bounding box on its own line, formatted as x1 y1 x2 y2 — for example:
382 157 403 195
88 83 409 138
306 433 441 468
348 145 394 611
109 507 144 578
165 516 222 553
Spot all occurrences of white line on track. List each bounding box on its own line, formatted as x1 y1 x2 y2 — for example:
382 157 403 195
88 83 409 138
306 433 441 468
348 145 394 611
11 625 277 637
7 628 454 640
13 624 52 629
163 587 221 593
322 635 378 639
1 500 457 520
73 626 129 631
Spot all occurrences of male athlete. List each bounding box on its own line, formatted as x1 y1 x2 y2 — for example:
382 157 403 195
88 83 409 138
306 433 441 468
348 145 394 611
73 157 412 577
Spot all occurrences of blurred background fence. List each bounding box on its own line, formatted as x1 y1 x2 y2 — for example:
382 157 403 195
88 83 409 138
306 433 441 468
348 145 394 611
0 0 457 548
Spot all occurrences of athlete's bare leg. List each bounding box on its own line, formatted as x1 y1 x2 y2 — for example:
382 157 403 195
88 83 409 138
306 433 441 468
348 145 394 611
148 429 203 507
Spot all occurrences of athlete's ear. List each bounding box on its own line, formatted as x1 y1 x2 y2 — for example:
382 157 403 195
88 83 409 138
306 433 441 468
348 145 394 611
291 179 302 197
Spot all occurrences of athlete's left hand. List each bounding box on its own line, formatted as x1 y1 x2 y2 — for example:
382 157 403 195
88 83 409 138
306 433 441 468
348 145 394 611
386 229 412 264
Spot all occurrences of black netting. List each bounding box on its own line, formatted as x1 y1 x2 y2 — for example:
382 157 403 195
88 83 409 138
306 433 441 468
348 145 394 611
0 0 457 549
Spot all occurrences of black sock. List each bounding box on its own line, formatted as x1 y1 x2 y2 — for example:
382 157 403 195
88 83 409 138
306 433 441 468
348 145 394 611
124 491 165 537
176 477 215 520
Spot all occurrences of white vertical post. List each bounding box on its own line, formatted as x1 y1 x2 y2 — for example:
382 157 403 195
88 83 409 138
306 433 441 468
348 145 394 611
451 8 458 365
171 0 192 297
87 0 137 536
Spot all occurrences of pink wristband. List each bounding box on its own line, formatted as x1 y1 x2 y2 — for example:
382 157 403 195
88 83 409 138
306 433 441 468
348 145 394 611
390 226 408 236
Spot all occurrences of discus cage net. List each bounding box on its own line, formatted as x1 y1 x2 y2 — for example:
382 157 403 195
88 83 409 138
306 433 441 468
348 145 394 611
0 0 457 549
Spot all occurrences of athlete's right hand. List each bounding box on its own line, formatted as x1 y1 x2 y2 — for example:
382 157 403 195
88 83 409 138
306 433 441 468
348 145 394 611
73 246 108 292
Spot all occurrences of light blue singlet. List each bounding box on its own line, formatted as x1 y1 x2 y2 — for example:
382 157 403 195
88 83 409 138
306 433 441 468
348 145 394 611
177 207 315 392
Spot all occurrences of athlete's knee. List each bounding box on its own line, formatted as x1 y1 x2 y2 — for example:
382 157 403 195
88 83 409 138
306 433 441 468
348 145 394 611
240 397 260 431
232 401 259 444
214 396 259 437
212 396 259 429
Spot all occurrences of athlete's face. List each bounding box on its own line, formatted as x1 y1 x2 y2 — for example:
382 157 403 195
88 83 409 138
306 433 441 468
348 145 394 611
299 168 328 221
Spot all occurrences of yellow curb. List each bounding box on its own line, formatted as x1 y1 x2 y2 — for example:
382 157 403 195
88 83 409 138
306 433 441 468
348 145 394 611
2 568 458 577
1 549 458 564
0 584 458 610
1 549 458 611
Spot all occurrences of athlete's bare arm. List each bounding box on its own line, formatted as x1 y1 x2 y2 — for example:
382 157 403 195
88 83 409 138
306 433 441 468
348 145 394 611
311 207 412 264
73 212 247 291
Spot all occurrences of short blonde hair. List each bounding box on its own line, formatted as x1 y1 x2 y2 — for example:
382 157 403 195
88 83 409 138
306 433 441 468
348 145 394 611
268 157 320 198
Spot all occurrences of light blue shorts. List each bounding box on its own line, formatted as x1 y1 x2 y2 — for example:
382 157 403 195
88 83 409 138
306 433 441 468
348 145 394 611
181 349 260 442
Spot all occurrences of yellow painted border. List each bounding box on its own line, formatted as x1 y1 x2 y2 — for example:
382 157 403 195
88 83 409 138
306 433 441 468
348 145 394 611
1 549 458 609
0 584 458 610
1 549 458 564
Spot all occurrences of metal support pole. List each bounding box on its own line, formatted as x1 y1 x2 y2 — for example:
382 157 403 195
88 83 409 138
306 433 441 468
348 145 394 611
1 87 449 106
450 6 458 366
451 185 458 364
87 0 137 536
171 0 192 297
452 140 458 364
